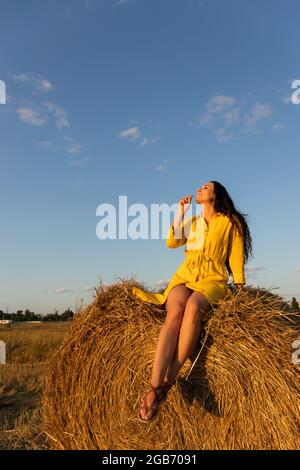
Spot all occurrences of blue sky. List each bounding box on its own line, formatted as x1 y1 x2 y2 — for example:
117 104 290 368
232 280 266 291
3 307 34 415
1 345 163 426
0 0 300 314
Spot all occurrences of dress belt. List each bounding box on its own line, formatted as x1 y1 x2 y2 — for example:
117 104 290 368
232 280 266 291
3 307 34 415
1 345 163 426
185 250 213 281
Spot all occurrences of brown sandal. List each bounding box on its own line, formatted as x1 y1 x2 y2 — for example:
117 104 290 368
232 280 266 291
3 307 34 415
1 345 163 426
138 382 165 423
157 379 176 405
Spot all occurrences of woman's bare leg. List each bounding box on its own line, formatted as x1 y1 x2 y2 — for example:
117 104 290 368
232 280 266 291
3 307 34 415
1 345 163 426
163 291 212 383
139 284 193 421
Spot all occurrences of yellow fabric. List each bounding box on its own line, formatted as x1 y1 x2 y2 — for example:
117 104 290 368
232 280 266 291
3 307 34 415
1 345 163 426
131 212 245 309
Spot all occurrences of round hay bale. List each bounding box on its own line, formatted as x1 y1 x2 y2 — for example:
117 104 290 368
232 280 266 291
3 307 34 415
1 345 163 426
42 277 300 450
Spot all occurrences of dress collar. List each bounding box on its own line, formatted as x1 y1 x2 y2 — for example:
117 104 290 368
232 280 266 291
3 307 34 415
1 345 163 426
201 212 221 226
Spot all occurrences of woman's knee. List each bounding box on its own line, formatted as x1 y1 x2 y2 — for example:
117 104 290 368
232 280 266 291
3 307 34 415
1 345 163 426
165 285 193 326
165 302 186 326
183 294 212 322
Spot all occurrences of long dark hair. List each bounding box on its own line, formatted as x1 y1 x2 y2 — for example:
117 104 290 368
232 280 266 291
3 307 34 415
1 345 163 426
210 180 253 278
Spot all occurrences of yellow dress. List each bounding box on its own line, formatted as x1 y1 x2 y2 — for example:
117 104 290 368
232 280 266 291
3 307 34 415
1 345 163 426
131 212 245 309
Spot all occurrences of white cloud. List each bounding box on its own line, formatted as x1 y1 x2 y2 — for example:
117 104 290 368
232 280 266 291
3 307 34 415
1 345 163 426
13 72 53 93
196 94 276 142
118 124 159 148
222 107 240 127
244 103 272 131
206 95 236 114
199 95 238 128
55 288 75 293
118 126 141 141
155 279 170 289
43 101 70 128
16 107 47 126
13 72 88 167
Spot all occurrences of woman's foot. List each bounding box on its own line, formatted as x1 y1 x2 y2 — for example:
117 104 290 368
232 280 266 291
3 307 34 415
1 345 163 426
138 383 164 423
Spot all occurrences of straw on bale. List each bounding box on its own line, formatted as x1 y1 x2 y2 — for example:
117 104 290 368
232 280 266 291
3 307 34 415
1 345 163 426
42 277 300 450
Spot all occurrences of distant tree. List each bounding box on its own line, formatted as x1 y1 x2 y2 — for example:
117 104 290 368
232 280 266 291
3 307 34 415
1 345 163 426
24 309 40 321
24 309 32 321
15 311 25 321
60 308 74 321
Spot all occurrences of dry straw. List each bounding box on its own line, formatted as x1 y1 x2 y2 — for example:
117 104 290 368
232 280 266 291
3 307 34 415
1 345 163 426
42 277 300 450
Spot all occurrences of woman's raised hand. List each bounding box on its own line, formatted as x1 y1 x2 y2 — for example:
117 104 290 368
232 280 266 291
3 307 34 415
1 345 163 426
172 194 193 231
178 194 193 215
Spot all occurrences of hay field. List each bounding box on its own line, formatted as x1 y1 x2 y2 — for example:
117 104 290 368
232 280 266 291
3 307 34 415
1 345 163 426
1 280 300 450
0 322 71 449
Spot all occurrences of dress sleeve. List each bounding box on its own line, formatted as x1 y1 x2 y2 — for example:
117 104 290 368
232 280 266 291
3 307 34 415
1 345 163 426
228 217 245 284
166 215 192 249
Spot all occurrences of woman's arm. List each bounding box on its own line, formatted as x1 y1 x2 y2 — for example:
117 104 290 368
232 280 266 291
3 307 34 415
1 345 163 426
166 195 192 249
228 217 245 285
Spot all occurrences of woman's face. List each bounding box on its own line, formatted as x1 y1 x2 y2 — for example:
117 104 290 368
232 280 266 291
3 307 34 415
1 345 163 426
196 181 215 204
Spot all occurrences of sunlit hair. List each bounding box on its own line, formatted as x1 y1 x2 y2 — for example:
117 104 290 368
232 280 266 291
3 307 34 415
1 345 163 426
209 180 253 279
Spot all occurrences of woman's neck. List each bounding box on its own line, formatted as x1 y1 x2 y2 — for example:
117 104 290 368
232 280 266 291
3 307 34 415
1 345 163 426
203 205 218 224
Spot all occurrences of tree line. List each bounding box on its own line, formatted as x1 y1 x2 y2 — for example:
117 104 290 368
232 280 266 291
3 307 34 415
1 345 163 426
0 308 74 322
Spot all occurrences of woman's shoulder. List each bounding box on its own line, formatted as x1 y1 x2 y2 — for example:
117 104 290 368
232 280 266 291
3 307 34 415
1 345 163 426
218 212 241 230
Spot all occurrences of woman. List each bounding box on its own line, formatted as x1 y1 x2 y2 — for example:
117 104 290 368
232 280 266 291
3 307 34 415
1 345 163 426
132 180 253 423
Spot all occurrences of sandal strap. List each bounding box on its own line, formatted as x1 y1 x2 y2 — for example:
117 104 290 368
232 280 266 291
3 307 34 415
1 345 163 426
149 382 165 398
162 379 175 391
141 379 175 403
139 383 162 416
161 380 175 399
